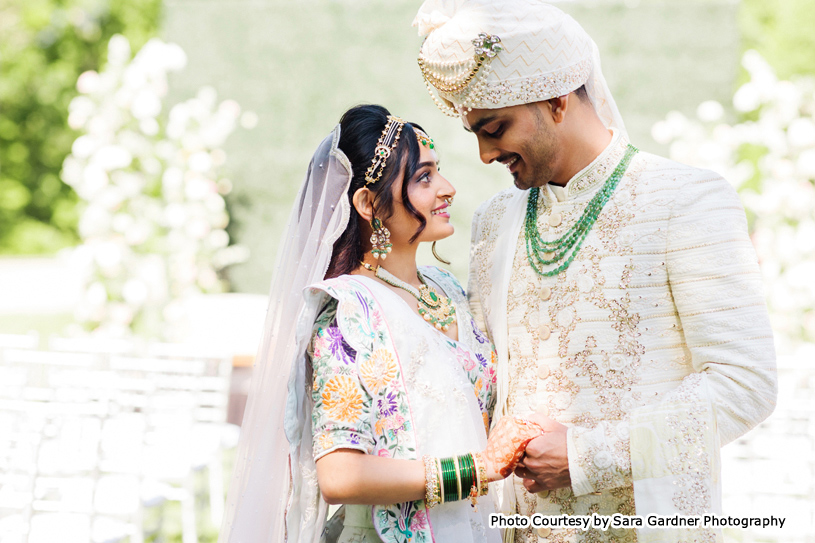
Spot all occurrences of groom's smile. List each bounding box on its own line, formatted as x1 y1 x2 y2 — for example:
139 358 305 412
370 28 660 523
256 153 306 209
462 103 561 191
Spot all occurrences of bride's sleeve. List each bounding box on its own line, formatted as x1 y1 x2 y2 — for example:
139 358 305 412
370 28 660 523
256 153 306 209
310 302 375 461
565 173 776 512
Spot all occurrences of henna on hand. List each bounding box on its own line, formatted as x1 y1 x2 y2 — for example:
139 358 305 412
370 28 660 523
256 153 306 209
483 417 544 481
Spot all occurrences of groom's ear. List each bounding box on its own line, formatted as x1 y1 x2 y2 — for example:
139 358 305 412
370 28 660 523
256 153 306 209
352 187 375 222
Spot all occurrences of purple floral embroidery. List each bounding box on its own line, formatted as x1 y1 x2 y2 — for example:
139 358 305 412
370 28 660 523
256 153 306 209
377 391 399 417
472 319 490 344
355 291 370 320
476 353 488 368
325 321 357 364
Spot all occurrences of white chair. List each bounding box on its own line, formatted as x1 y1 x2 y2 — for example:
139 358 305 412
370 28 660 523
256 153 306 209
0 350 139 543
0 342 235 543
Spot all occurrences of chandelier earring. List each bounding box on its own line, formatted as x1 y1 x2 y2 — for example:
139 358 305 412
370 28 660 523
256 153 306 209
370 216 393 259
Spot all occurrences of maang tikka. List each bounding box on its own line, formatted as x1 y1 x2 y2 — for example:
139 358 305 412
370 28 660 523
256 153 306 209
370 217 392 259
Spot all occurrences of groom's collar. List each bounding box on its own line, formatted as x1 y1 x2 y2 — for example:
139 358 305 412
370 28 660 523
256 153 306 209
546 129 628 203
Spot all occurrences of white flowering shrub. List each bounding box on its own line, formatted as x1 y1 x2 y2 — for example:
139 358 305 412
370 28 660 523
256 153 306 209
62 35 249 339
653 51 815 346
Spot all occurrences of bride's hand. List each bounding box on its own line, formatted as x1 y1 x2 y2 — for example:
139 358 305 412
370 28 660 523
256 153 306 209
482 417 544 482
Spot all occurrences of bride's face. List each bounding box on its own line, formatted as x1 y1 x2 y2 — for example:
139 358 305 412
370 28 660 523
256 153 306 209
387 144 456 246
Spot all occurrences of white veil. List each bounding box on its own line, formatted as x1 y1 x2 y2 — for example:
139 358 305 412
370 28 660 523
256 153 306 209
219 124 353 543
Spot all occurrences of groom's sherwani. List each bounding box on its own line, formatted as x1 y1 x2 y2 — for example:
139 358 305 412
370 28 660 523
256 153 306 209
468 132 777 542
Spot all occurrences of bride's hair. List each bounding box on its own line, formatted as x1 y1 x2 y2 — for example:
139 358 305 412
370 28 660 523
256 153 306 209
326 104 430 279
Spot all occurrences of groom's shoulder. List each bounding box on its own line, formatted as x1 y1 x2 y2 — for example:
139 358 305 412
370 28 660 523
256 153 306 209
636 150 722 185
634 150 737 198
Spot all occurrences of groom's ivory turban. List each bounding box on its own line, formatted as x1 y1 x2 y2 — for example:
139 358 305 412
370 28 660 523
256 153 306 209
413 0 626 133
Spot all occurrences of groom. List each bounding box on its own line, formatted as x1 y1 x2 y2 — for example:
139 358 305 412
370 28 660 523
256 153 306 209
414 1 776 542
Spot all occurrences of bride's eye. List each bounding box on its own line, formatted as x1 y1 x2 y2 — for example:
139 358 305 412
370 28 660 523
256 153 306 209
417 172 432 184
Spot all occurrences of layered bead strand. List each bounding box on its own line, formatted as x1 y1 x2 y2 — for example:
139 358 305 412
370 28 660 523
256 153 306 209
524 144 638 277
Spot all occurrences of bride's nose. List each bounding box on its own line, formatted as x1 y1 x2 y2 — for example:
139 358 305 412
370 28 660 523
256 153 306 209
437 173 456 199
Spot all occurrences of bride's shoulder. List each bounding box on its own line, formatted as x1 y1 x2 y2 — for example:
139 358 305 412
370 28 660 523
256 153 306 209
307 274 373 300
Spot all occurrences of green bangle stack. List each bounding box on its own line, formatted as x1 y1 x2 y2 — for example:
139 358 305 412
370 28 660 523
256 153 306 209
423 452 485 508
431 452 476 505
439 456 458 503
459 453 475 497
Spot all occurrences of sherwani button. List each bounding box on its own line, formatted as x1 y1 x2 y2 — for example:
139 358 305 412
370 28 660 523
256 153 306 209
536 527 552 537
536 489 550 498
539 324 551 340
537 365 550 379
539 286 552 301
548 213 562 227
557 307 575 327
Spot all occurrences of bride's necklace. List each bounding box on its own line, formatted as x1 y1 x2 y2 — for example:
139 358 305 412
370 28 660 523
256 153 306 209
361 263 457 331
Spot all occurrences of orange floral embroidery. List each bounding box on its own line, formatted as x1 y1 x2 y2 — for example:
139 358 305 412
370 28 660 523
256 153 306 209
360 349 397 394
318 433 334 450
374 414 405 436
322 376 363 423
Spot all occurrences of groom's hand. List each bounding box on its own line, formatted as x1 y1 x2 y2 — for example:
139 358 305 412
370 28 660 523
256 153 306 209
513 414 571 492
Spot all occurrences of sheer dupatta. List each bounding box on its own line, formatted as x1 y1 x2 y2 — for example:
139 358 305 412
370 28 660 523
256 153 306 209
218 125 353 543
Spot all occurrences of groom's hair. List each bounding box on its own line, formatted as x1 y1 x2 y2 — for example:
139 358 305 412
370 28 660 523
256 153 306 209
574 84 589 102
325 105 427 279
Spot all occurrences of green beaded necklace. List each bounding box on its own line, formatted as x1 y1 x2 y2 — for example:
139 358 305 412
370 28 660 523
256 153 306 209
524 144 638 277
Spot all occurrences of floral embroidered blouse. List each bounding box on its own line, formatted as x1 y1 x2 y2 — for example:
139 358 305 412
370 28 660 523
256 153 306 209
301 266 500 543
309 271 497 462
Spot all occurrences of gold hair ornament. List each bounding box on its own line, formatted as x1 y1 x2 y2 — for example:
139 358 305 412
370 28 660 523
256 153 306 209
414 127 435 149
365 115 405 186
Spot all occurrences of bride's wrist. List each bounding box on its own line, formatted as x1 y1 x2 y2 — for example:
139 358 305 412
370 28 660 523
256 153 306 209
423 452 489 508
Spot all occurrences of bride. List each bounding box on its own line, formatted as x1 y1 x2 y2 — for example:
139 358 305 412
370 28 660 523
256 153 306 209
219 105 542 543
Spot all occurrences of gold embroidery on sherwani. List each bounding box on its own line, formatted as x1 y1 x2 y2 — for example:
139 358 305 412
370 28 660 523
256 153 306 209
472 132 774 542
502 136 644 542
474 191 515 325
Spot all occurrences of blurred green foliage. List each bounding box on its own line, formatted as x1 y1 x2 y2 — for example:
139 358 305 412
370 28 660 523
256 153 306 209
0 0 161 254
741 0 815 79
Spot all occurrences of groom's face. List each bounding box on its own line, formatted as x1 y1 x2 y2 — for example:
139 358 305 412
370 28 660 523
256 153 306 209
462 103 560 190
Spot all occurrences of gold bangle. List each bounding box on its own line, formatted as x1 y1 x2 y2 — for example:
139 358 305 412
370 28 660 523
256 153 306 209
422 455 441 508
473 451 489 497
469 451 480 510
